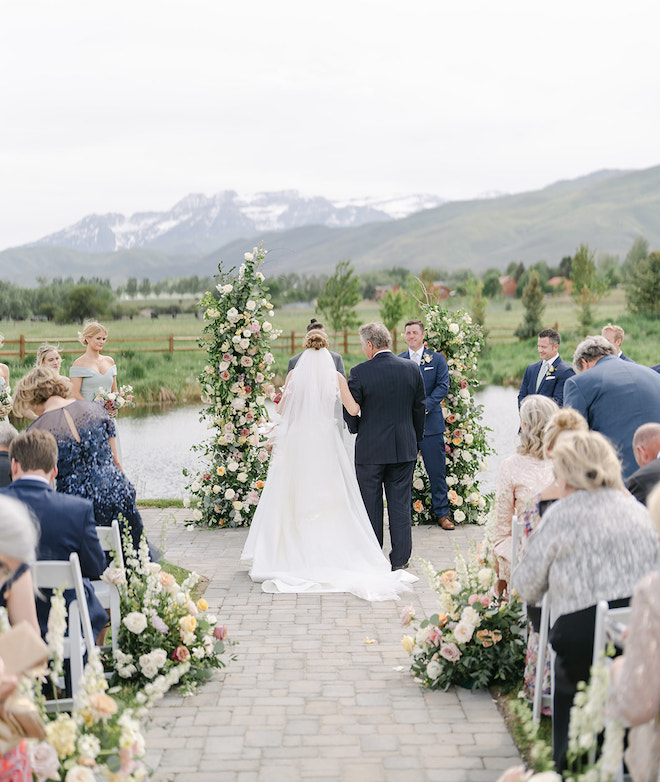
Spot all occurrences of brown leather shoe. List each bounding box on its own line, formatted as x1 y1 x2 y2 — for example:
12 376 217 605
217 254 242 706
437 515 455 530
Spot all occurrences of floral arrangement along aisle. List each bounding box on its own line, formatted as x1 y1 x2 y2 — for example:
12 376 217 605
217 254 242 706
401 546 526 690
108 528 233 695
411 306 491 526
184 246 280 527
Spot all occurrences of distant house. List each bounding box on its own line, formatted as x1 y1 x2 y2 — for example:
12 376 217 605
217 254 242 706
547 276 571 294
374 285 395 300
499 276 517 297
429 282 451 300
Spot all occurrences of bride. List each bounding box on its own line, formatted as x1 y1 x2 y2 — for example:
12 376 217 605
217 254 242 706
241 330 417 601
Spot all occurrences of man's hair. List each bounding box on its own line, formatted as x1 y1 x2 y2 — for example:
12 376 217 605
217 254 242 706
572 335 616 373
404 319 425 332
632 422 660 452
306 318 325 332
8 429 58 473
601 323 624 343
538 328 560 345
359 322 391 350
0 421 18 449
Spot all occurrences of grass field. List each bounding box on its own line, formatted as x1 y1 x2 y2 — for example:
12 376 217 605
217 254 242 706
2 286 655 403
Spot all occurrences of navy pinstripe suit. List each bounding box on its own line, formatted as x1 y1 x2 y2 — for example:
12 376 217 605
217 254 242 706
343 350 426 568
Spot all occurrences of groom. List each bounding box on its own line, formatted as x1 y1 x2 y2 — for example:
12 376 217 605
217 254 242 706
343 323 426 570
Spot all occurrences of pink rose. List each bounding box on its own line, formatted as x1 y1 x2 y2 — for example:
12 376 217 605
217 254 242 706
214 625 228 641
400 605 415 626
428 627 443 645
223 353 232 361
172 645 190 662
220 371 231 381
439 642 461 662
460 379 468 389
29 743 60 782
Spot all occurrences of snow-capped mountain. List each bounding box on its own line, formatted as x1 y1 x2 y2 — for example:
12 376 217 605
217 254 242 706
29 190 447 255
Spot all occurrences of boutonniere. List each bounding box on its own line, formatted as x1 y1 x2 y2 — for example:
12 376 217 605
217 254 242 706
422 352 433 364
545 364 556 376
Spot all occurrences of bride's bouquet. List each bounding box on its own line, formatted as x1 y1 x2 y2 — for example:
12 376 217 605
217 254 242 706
0 384 12 418
93 384 136 418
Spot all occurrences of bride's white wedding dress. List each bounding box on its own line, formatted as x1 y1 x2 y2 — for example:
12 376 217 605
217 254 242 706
241 347 417 601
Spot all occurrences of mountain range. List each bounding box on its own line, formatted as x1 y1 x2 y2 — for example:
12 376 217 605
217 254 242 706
3 166 660 286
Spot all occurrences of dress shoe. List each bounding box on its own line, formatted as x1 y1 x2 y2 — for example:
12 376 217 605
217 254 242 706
437 515 455 530
392 563 409 571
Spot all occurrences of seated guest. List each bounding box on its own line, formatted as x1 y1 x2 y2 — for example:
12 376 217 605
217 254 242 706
0 422 18 488
627 422 660 505
0 429 107 643
512 430 660 773
608 483 660 782
0 495 40 634
492 394 557 593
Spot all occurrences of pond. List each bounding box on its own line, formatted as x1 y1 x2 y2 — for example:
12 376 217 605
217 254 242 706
120 386 521 499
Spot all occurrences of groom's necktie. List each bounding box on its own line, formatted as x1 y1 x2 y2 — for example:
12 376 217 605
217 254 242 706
410 349 422 366
535 360 549 391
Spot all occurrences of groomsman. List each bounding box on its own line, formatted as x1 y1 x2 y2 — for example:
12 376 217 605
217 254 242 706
399 320 453 530
518 328 574 408
344 323 426 570
601 323 635 362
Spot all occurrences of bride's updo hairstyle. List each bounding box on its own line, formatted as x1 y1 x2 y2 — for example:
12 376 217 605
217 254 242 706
303 331 329 351
78 321 108 346
12 366 72 418
517 395 558 459
543 408 588 455
551 429 624 493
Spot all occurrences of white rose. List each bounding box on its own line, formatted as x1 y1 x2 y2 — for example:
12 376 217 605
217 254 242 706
237 472 248 482
227 461 239 472
461 606 480 627
445 475 456 486
227 307 240 322
246 300 256 311
192 509 203 520
224 488 235 500
244 252 254 261
65 765 96 782
123 612 148 634
462 451 472 462
219 361 229 371
459 388 470 401
426 660 442 679
453 621 475 644
233 501 243 511
415 625 434 646
223 284 233 294
464 433 474 445
262 322 272 332
448 323 460 334
478 497 487 509
231 398 246 411
413 478 424 490
453 509 466 522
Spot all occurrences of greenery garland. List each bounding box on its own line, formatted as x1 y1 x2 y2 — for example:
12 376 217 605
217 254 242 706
412 305 492 525
184 247 280 527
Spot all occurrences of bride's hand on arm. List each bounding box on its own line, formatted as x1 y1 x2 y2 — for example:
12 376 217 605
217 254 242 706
338 373 359 416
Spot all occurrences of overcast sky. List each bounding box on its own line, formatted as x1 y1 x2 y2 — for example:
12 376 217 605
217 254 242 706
1 1 659 251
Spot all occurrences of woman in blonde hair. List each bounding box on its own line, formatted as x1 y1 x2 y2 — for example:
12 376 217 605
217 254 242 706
35 343 63 375
241 329 417 601
512 430 660 773
492 394 558 592
69 321 117 402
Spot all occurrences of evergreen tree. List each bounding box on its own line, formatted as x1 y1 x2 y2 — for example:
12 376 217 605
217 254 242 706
317 260 361 333
378 288 407 332
570 243 607 335
626 250 660 317
514 270 545 340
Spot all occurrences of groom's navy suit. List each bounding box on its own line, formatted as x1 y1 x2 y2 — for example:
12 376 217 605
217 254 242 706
343 350 426 568
1 478 107 641
518 355 574 408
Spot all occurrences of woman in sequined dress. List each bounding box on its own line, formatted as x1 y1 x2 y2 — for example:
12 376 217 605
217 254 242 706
12 367 149 557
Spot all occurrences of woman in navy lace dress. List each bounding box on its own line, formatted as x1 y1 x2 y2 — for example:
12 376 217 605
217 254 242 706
12 367 149 557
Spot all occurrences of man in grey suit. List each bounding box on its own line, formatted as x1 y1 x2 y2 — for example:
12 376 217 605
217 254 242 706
564 335 660 479
343 323 426 570
288 319 345 376
627 423 660 505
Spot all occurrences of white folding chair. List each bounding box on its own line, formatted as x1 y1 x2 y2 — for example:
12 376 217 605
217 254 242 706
92 520 124 655
592 600 633 667
33 552 95 711
532 592 555 724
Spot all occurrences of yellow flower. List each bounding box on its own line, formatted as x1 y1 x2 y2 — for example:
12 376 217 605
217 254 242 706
179 615 197 634
401 635 415 654
45 713 77 759
197 598 209 611
216 466 225 476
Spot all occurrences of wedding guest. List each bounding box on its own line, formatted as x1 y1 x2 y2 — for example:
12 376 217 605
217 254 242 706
35 343 63 374
626 422 660 505
601 323 634 361
0 495 40 634
492 394 557 593
2 429 108 642
518 328 574 408
11 367 151 559
608 483 660 782
398 319 452 529
518 407 589 710
564 335 660 479
512 430 660 772
69 321 117 402
0 335 9 423
288 319 345 376
0 422 18 488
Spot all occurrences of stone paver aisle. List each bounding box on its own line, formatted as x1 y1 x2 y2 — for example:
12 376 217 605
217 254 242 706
140 509 520 782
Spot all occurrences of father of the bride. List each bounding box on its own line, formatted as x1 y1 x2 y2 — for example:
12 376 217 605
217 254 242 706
343 323 426 570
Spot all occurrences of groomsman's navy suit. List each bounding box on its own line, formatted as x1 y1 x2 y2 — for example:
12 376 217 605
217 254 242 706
0 478 107 640
518 355 575 408
399 347 450 520
343 350 426 569
564 354 660 479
